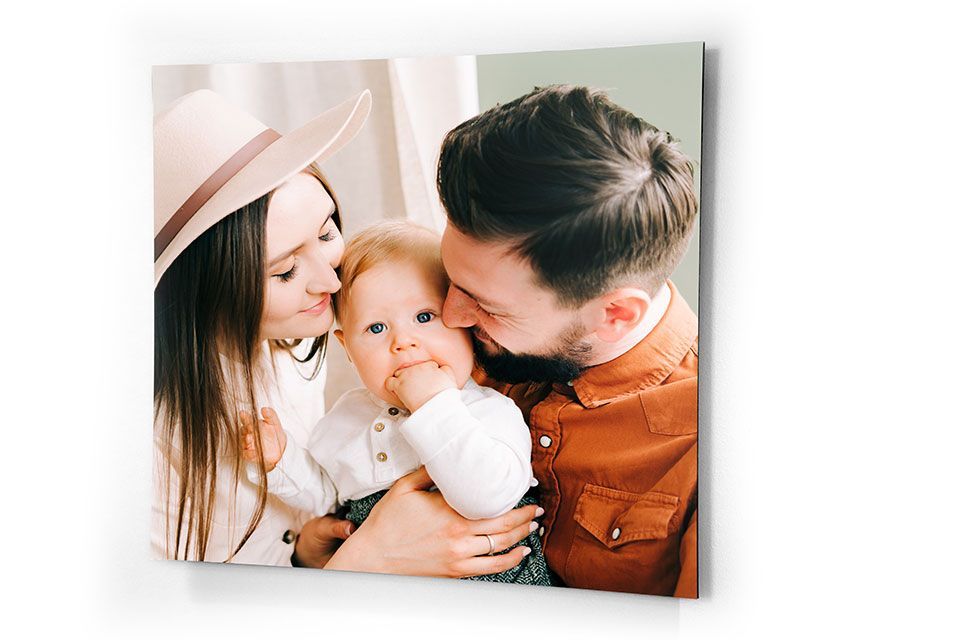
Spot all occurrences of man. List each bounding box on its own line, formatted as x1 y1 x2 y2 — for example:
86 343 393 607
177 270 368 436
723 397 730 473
297 85 698 598
435 85 699 597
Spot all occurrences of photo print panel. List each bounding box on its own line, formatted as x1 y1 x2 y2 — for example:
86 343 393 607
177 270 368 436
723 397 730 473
152 41 702 598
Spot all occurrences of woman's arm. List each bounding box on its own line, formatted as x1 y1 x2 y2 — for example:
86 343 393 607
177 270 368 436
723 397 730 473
295 467 541 577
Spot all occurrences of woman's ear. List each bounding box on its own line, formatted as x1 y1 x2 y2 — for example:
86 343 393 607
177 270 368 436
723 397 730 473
593 288 651 343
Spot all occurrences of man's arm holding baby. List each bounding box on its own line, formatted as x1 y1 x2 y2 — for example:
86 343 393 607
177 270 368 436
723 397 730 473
240 407 339 517
386 362 533 520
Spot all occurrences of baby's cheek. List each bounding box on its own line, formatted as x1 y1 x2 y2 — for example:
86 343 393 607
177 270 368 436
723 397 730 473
449 335 477 386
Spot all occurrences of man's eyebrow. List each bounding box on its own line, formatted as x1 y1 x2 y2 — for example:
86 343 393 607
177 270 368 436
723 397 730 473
452 283 500 311
267 212 334 269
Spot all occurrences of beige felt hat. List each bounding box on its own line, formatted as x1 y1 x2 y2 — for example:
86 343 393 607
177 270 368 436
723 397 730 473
154 88 372 286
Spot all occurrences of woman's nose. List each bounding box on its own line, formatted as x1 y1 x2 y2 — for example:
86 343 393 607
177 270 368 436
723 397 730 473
441 285 478 328
305 258 341 296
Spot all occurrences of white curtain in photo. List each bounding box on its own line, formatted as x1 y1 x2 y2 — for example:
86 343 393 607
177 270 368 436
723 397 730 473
152 57 479 235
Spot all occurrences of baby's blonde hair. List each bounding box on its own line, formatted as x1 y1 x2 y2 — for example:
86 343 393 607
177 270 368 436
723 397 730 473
334 221 447 325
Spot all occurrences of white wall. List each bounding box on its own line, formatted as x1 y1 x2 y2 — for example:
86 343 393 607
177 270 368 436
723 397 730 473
4 1 958 638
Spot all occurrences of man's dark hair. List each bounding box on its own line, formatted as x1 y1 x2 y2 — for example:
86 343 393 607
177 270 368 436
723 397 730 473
437 84 698 307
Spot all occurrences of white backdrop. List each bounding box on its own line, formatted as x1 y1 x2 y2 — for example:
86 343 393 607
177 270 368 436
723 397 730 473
4 1 959 638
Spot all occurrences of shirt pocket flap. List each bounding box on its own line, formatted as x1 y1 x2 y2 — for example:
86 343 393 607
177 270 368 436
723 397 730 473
573 484 679 549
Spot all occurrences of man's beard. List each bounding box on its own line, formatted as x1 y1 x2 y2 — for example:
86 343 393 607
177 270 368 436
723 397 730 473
471 322 593 384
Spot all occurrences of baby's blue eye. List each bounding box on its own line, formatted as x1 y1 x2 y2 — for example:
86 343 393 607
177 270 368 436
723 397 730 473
368 322 386 334
416 311 434 324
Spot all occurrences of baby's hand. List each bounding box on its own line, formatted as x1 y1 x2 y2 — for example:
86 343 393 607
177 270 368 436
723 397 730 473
240 406 287 473
386 361 457 413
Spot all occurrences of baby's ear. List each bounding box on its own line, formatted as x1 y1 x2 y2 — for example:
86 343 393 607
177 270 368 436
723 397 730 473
333 329 351 362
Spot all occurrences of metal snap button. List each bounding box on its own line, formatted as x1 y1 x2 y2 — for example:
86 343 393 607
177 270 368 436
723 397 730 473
376 452 388 462
282 529 296 544
388 407 400 416
373 422 385 432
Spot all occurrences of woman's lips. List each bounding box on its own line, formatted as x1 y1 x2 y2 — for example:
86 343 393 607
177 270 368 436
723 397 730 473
300 296 330 315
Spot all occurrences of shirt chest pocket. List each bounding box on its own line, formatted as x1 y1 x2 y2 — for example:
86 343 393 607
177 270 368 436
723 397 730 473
563 483 682 594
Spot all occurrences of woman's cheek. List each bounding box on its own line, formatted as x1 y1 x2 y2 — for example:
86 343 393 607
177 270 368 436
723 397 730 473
263 283 295 327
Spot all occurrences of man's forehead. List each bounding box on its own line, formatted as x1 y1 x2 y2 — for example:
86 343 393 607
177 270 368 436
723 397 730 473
440 225 543 310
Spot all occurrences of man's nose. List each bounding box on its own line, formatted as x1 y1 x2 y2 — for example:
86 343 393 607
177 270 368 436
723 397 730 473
442 285 478 328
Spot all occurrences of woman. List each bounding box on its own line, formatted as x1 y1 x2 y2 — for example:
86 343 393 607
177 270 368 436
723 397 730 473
153 88 537 574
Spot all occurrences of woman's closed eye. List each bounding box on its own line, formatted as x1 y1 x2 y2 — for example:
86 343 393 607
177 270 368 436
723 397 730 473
273 260 298 283
318 215 339 242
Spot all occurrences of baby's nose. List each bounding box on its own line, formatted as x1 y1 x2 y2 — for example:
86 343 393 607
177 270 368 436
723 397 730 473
391 333 419 352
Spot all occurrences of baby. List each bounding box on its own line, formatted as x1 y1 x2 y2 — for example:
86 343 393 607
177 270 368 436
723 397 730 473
243 221 552 585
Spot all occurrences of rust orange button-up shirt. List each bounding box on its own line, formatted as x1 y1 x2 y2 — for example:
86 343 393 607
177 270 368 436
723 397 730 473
479 280 698 597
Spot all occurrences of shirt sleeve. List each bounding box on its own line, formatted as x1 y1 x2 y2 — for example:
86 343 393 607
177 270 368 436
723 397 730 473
152 440 180 560
243 431 339 517
673 508 698 598
154 436 303 565
399 387 533 519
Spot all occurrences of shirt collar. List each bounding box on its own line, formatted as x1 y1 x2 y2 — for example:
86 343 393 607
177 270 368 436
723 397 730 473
366 389 406 415
566 280 698 408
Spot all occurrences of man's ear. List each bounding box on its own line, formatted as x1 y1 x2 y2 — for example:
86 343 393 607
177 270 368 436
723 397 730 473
333 329 351 363
593 288 651 343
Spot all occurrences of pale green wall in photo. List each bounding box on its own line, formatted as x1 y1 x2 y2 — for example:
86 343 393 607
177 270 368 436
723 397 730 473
476 42 703 313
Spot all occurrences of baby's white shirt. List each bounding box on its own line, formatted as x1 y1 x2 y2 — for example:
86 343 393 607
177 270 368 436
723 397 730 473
253 378 535 520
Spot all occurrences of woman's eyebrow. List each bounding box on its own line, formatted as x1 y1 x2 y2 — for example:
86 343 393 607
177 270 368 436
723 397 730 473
267 213 334 268
268 245 302 269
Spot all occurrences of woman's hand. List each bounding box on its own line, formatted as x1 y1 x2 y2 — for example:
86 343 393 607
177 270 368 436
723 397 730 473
324 467 542 578
240 407 287 472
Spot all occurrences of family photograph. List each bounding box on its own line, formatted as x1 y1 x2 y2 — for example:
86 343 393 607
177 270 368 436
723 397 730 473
152 43 702 598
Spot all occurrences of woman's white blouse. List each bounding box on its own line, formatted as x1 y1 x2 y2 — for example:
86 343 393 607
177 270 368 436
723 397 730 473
258 378 535 521
152 347 327 565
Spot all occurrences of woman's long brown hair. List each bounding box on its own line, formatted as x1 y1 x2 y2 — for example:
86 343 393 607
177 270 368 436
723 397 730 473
154 164 339 561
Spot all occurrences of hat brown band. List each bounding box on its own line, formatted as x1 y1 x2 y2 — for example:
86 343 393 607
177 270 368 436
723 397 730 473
154 128 282 261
